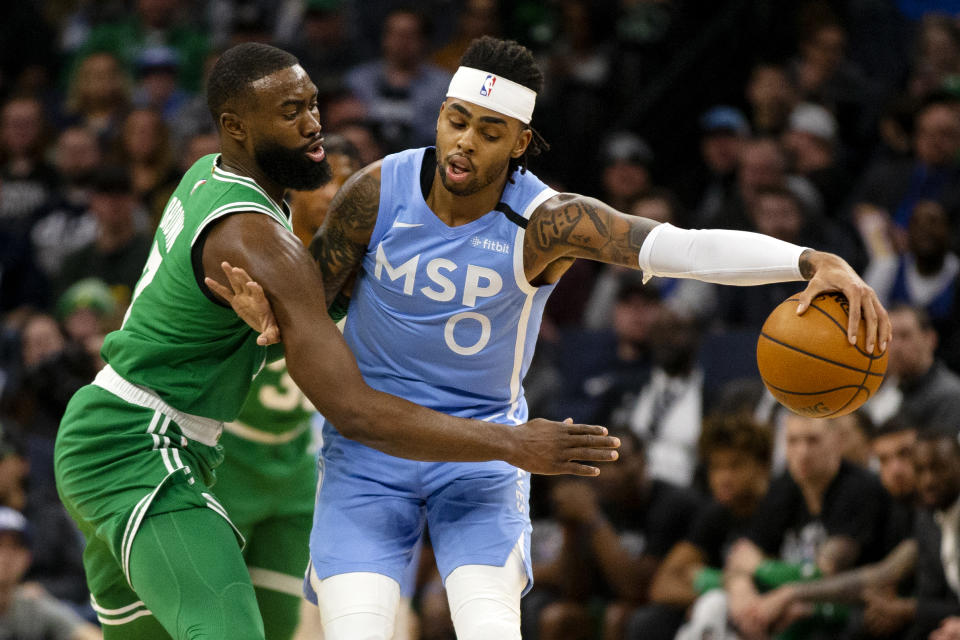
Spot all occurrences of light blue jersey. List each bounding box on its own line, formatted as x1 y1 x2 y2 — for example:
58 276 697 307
309 148 559 592
341 146 558 424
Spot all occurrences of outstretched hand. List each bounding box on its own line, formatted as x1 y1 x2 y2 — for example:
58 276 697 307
795 251 891 354
205 261 281 346
509 418 620 477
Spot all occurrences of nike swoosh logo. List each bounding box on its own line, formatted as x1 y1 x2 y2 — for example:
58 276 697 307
392 221 424 228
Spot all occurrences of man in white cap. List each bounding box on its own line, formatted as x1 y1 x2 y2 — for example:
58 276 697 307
229 36 890 639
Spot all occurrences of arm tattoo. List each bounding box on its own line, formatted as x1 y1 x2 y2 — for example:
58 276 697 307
525 195 653 271
798 249 816 279
313 170 380 305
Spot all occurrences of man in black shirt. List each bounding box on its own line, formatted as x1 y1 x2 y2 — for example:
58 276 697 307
724 412 890 639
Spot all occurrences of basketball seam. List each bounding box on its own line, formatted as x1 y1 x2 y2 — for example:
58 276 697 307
823 340 875 418
758 333 885 377
785 297 885 360
764 383 868 396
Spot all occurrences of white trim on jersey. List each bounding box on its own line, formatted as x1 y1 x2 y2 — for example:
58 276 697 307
191 201 290 246
212 158 286 216
506 188 559 423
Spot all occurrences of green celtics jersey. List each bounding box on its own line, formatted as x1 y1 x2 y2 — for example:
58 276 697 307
101 154 292 422
233 359 314 437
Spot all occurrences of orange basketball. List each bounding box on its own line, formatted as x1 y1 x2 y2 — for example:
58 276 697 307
756 292 887 418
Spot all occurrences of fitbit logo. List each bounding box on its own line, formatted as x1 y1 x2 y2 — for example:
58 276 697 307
472 236 510 254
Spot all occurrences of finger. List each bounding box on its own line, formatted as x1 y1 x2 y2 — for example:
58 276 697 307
204 276 233 301
876 299 892 353
862 292 879 354
845 287 862 345
563 417 573 424
555 462 601 477
567 434 621 449
225 265 251 291
260 325 281 345
562 423 609 436
796 285 818 314
564 447 619 462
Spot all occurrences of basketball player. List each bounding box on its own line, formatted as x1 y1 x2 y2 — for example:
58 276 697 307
52 43 620 640
224 36 890 639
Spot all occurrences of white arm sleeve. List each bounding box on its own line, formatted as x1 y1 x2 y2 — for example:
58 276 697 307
637 223 808 286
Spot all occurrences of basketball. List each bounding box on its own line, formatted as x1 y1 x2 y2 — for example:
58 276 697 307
756 292 888 418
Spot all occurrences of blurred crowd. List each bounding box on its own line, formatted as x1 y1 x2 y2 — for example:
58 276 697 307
3 0 960 638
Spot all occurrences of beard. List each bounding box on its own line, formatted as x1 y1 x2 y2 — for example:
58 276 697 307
435 152 510 197
254 138 332 191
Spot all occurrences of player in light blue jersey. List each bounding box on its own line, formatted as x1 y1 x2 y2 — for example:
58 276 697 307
225 37 891 640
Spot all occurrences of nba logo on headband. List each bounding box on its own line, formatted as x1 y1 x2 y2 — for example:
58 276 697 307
447 66 537 124
480 74 496 97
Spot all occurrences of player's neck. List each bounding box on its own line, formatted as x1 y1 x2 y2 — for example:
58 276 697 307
425 168 507 227
219 151 286 206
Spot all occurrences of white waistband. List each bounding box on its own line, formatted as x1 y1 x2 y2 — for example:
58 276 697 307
223 420 309 445
93 365 223 447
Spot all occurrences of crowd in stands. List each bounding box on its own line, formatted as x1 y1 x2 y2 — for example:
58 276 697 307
2 0 960 638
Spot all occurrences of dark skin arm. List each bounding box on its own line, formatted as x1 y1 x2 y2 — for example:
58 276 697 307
523 194 891 352
649 541 709 607
202 212 618 474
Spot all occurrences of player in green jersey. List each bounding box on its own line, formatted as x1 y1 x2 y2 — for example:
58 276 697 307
54 42 619 640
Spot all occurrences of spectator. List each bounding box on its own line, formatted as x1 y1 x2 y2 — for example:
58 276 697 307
782 102 854 218
718 413 890 639
29 127 101 280
789 19 879 153
746 62 798 137
62 52 131 149
850 96 960 251
285 0 366 95
531 433 702 640
909 14 960 100
632 413 772 640
54 166 152 308
0 216 48 316
178 131 220 175
74 0 208 93
861 429 960 639
598 130 654 214
558 278 659 426
833 410 873 468
345 8 451 152
432 0 502 73
114 108 179 225
865 199 959 345
691 105 751 227
885 304 960 435
0 97 57 235
746 419 921 637
55 278 116 368
0 507 101 640
622 309 706 487
131 45 191 123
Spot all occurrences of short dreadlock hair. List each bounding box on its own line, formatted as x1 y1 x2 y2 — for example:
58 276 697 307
207 43 300 128
459 36 549 178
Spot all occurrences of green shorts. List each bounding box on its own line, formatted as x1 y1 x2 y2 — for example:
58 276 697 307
54 383 243 620
216 429 316 596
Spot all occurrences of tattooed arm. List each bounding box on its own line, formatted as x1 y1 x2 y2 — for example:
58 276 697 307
308 161 382 306
524 193 890 352
524 194 657 285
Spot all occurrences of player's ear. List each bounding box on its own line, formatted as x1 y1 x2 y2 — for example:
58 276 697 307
511 127 532 159
220 111 246 143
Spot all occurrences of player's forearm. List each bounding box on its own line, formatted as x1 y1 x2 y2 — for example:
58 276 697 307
649 564 699 607
339 388 519 463
638 224 810 285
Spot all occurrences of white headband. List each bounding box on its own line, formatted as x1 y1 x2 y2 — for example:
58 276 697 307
446 66 537 124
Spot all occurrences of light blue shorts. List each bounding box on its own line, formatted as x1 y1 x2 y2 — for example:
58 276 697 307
304 421 532 601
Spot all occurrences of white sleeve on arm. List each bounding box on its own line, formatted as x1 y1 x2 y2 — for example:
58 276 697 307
637 223 808 286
